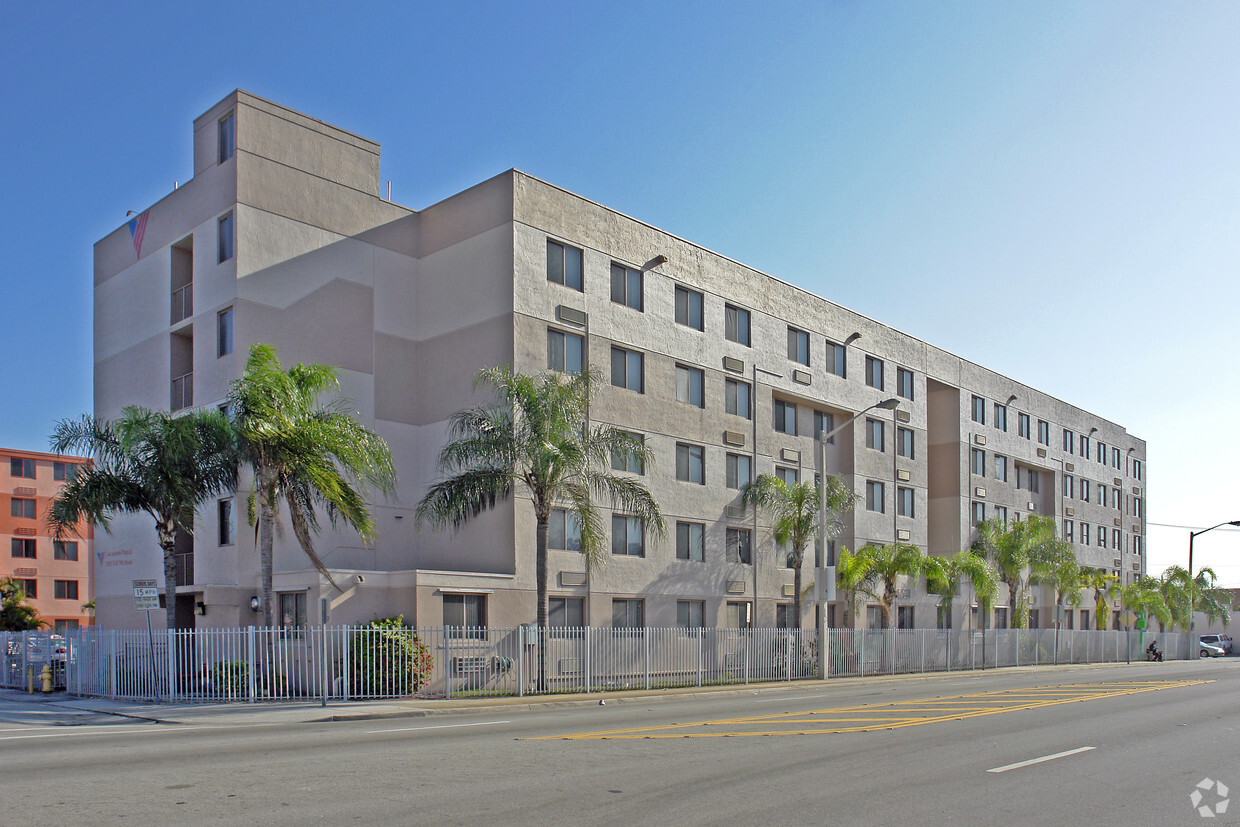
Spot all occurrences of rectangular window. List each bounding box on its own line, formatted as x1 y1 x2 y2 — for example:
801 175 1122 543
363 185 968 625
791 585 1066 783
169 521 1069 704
896 367 914 400
1133 497 1142 519
610 263 643 310
1133 536 1142 556
10 497 36 519
217 212 234 263
52 462 77 482
1027 609 1039 630
787 327 810 366
724 304 750 346
1080 435 1090 458
676 443 705 485
549 508 583 551
443 593 487 633
725 453 751 490
675 364 705 407
993 403 1007 432
10 458 35 478
826 341 846 377
1081 523 1090 545
866 481 885 513
20 579 36 599
865 356 884 390
611 515 645 556
994 454 1008 482
547 328 584 374
53 540 78 561
53 580 79 601
937 606 953 630
815 411 836 444
1025 468 1040 493
971 501 986 526
674 285 704 330
774 399 797 435
1112 447 1121 469
897 486 914 518
1063 475 1074 498
1063 429 1075 453
1080 479 1090 501
726 601 752 630
1132 459 1142 481
217 111 235 163
218 499 233 545
217 307 233 357
676 522 706 562
277 592 307 630
11 538 36 559
775 604 795 629
776 466 798 486
1018 413 1031 439
994 505 1008 523
546 240 583 291
1097 441 1106 464
549 596 585 630
724 378 751 419
612 599 645 629
610 432 645 475
970 448 985 477
897 606 915 630
897 427 914 459
610 347 643 393
1112 528 1122 550
866 418 885 452
1097 526 1106 548
677 600 705 629
726 528 752 564
1037 420 1050 446
1064 520 1074 542
1097 484 1106 506
993 606 1009 630
971 396 986 424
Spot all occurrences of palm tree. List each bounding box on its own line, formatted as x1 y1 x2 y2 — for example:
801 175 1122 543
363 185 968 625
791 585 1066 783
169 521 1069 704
837 542 926 629
227 344 397 628
416 366 664 690
1156 566 1193 632
924 550 999 629
0 577 45 631
973 515 1061 629
1187 566 1233 630
1029 540 1080 629
1118 577 1170 633
48 407 236 630
1081 567 1119 630
835 546 878 630
741 473 856 629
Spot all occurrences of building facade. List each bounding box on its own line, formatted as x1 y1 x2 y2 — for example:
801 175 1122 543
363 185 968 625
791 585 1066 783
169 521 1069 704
2 448 93 631
91 91 1147 632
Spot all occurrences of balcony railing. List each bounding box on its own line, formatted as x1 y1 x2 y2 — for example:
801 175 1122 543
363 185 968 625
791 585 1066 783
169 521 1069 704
171 372 193 411
171 284 193 325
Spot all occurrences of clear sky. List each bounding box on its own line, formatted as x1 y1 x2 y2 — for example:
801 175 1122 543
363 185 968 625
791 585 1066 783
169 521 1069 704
3 2 1238 582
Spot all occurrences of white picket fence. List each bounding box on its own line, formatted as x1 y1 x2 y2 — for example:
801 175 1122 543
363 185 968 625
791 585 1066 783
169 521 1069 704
0 625 1198 703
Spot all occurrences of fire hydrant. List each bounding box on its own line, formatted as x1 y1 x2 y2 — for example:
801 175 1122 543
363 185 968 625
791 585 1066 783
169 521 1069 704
40 664 53 693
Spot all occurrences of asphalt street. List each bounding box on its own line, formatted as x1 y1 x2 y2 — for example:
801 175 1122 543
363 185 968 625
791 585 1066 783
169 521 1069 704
2 659 1236 825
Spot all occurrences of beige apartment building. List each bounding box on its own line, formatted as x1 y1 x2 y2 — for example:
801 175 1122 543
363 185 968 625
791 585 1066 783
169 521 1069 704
91 90 1147 632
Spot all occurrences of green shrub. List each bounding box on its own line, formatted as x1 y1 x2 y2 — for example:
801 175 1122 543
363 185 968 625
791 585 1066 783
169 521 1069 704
211 659 248 694
349 616 433 696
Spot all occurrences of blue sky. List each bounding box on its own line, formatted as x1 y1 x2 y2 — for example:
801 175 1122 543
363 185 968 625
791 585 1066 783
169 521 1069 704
3 2 1238 582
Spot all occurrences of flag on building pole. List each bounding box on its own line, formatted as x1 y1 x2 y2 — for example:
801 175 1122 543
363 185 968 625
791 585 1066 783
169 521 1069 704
128 211 149 259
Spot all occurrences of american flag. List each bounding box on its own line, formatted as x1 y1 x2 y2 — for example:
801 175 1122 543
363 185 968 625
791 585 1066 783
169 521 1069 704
128 211 149 258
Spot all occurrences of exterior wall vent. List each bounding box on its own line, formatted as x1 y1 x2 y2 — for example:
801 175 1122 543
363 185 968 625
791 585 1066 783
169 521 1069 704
1113 477 1123 486
792 370 812 385
723 431 746 447
13 487 36 496
974 434 986 445
13 527 36 536
1133 487 1140 495
782 584 795 597
1065 507 1075 517
897 529 911 541
1027 502 1036 511
725 504 746 519
559 571 587 587
974 487 986 498
1132 524 1141 534
1113 517 1122 527
1036 448 1047 458
726 580 747 594
722 356 745 374
555 305 587 326
897 469 911 482
1113 558 1122 568
1065 462 1074 472
896 410 911 423
781 448 800 463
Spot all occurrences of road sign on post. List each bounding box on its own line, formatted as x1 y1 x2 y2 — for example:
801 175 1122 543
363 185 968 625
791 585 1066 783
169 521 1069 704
133 579 160 611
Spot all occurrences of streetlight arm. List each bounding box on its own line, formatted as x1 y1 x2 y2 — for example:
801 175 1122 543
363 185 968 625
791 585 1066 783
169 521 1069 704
818 398 901 443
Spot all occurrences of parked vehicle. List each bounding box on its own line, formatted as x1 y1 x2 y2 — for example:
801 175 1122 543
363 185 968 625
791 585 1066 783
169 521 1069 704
1200 640 1226 658
1199 635 1231 655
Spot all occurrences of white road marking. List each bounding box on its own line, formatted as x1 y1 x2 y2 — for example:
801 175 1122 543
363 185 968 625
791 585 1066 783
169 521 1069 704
987 746 1095 774
753 695 826 704
367 720 510 734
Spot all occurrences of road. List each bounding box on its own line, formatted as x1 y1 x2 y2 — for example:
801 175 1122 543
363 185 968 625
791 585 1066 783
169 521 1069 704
3 659 1236 825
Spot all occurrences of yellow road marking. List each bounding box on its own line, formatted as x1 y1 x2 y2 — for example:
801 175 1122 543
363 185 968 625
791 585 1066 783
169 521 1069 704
537 680 1210 740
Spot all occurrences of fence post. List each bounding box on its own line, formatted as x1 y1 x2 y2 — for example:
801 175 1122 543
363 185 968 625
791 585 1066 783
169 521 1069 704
246 626 257 703
644 630 650 691
516 626 524 698
697 627 703 687
166 628 176 703
920 631 926 674
860 631 866 678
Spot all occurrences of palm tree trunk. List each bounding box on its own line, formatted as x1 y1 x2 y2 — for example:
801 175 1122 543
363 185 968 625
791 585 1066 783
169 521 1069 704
158 519 178 631
792 549 803 631
259 480 276 629
535 515 549 692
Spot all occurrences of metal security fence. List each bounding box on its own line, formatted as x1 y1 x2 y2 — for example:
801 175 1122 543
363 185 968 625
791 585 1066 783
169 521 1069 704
0 626 1200 703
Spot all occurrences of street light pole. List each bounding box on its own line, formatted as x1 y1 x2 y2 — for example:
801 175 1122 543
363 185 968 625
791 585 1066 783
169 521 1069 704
1187 519 1240 635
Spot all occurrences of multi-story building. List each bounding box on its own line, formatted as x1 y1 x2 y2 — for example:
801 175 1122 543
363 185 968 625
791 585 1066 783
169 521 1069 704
2 448 93 631
91 90 1147 632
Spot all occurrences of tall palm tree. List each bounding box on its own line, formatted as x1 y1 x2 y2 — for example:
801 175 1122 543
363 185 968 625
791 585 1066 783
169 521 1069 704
837 542 926 629
1156 566 1193 632
973 514 1060 629
1029 540 1080 629
48 406 236 630
1081 567 1119 630
741 473 856 629
227 344 396 627
1187 566 1233 630
416 366 664 690
924 549 999 629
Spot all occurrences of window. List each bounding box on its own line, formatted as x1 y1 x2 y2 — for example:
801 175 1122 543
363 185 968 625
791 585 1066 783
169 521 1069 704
610 347 643 392
1081 523 1090 545
774 400 797 435
1064 520 1074 542
1097 441 1106 464
937 606 953 630
1027 609 1039 630
725 453 751 489
826 341 846 377
276 592 307 630
53 540 77 561
816 539 837 568
866 418 885 452
897 427 914 459
897 606 915 630
1037 420 1049 446
726 601 752 629
993 607 1009 630
218 498 234 545
443 593 487 633
610 432 645 475
776 466 798 486
216 307 234 357
1063 429 1075 453
675 364 705 407
994 454 1008 482
52 462 78 482
10 458 34 478
676 522 705 562
1080 435 1090 458
1097 526 1106 548
674 285 704 330
994 505 1008 523
726 528 752 564
866 481 885 513
676 443 705 485
546 240 583 291
549 508 583 551
725 378 751 419
1132 459 1143 480
971 501 986 525
1097 484 1106 506
867 606 883 630
611 515 645 556
776 604 796 629
787 327 810 366
1080 479 1090 501
613 598 645 628
971 396 986 424
897 486 914 518
993 403 1007 432
11 538 36 559
815 411 835 444
547 329 584 374
217 111 235 163
678 600 706 629
1112 528 1122 550
970 448 985 476
1112 447 1121 469
1133 497 1142 518
1018 413 1031 439
549 597 585 629
11 497 36 518
724 304 750 346
1133 536 1142 556
20 579 36 599
610 263 642 310
1063 475 1074 498
217 212 234 263
896 367 914 400
1023 468 1040 493
865 356 884 390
